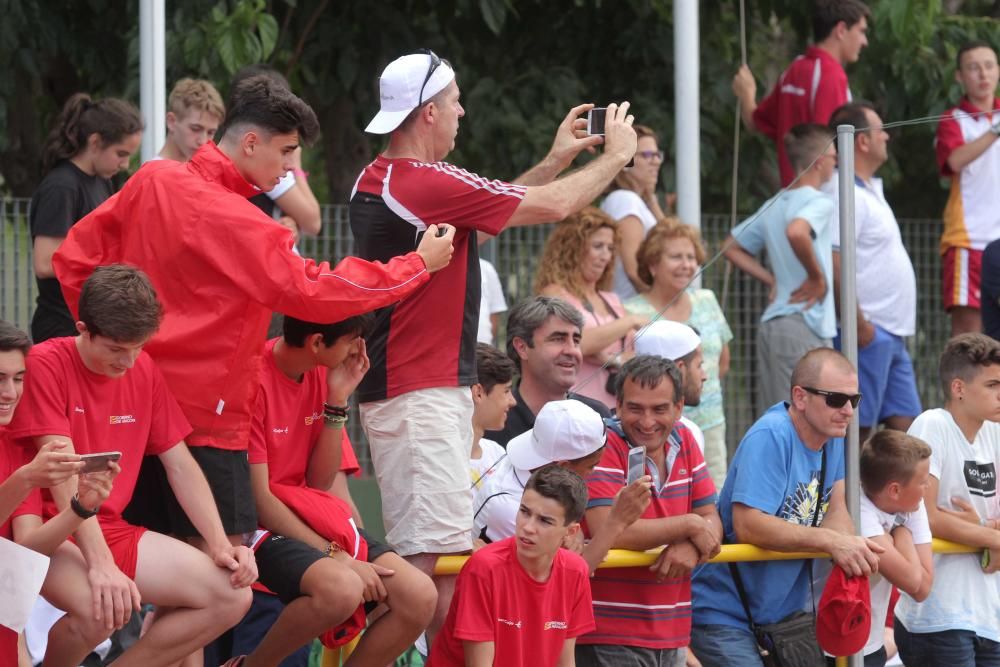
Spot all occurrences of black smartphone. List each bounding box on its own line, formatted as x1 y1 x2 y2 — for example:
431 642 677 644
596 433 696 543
587 107 607 136
626 446 646 485
79 451 122 473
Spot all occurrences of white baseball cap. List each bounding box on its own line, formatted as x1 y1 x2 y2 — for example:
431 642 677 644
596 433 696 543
507 400 607 472
365 51 456 135
634 320 701 361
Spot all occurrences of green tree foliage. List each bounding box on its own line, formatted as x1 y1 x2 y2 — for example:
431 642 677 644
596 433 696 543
1 0 998 218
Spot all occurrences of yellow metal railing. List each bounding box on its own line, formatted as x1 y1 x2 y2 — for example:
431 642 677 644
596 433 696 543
323 539 981 665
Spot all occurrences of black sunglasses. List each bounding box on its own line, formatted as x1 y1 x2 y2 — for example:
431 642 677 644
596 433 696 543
802 386 862 409
416 49 450 107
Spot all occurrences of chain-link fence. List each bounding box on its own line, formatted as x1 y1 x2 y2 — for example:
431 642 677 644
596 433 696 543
1 197 950 471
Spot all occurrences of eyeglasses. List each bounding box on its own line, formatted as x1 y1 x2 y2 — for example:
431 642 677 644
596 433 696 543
417 49 450 107
637 150 665 162
802 386 862 409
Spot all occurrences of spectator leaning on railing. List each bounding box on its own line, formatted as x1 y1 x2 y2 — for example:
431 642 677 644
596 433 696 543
690 348 883 667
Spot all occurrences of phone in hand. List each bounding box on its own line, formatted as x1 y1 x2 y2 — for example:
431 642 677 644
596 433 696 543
587 107 607 136
435 224 450 238
626 446 646 485
79 451 122 474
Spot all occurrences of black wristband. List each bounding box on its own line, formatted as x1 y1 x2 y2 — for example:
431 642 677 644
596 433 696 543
70 494 99 519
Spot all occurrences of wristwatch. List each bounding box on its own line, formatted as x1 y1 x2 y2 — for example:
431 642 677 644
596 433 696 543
70 494 99 519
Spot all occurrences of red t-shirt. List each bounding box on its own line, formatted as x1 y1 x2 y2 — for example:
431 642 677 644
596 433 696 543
580 423 717 649
753 47 850 185
350 156 526 402
428 537 595 667
0 428 43 537
248 338 359 481
7 337 191 521
52 143 431 451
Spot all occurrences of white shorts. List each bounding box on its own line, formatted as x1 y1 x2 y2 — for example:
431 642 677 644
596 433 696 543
360 386 474 556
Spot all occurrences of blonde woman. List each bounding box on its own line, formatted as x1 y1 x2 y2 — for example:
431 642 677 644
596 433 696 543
535 208 647 409
625 221 732 488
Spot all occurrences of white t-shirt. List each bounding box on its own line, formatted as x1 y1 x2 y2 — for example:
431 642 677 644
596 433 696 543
895 408 1000 641
680 415 706 454
859 493 931 656
470 438 506 491
472 456 530 543
477 259 507 344
601 189 658 301
824 172 916 336
267 171 296 201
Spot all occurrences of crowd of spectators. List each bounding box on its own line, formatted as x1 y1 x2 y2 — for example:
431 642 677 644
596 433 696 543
2 1 1000 666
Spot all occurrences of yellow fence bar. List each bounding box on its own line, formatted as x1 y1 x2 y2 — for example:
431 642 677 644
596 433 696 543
433 538 979 575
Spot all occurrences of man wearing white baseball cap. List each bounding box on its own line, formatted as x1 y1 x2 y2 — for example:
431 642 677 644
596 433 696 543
633 319 724 486
350 49 638 648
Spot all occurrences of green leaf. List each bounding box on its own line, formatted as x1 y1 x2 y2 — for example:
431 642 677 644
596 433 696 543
217 30 237 74
257 13 278 59
478 0 506 35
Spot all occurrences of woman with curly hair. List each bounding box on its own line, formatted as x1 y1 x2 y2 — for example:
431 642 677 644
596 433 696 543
535 207 648 409
624 220 732 488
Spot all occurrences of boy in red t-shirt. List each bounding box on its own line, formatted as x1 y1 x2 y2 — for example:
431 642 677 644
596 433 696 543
429 464 596 667
0 320 118 665
8 266 257 667
234 314 436 666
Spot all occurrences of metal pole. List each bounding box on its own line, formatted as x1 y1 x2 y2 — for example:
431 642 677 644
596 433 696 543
836 123 862 667
674 0 701 285
139 0 166 163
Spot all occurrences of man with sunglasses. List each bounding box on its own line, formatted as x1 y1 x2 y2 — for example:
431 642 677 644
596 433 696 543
350 50 638 648
690 348 884 667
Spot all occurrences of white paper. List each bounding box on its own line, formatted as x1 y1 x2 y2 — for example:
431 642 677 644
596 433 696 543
0 536 50 632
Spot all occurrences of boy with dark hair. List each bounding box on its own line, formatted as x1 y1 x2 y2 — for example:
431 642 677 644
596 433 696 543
8 265 257 667
470 343 515 489
895 333 1000 665
936 41 1000 336
52 71 455 558
428 464 596 667
733 0 870 184
0 320 119 665
158 78 225 162
724 123 838 411
856 430 934 666
235 313 436 666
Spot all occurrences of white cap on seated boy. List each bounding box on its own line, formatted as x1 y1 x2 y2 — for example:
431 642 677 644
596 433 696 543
473 400 607 543
633 319 706 452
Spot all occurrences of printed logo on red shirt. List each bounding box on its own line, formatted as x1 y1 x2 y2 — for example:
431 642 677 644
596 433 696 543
544 621 568 630
109 415 136 425
74 406 85 414
304 412 322 426
498 618 521 629
272 426 289 435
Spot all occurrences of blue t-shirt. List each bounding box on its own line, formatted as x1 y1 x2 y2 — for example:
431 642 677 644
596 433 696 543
691 402 845 627
731 186 835 339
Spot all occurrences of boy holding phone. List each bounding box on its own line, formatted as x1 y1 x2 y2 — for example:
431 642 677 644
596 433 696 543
428 464 596 667
8 265 257 667
855 430 934 666
0 319 118 665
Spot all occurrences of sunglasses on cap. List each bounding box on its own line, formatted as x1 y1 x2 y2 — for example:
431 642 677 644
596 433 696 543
416 48 451 107
802 386 862 409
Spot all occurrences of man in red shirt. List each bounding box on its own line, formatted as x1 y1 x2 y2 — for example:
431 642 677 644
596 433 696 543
353 50 638 647
732 0 870 185
8 266 257 667
577 355 721 666
428 464 596 667
50 75 454 555
233 313 435 666
0 320 117 666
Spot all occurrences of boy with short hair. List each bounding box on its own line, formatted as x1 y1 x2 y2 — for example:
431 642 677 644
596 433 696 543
158 78 225 162
470 343 515 490
894 333 1000 665
856 430 934 666
239 314 437 666
8 265 256 667
428 464 596 666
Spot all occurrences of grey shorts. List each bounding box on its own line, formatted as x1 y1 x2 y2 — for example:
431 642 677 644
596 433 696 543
757 313 831 412
576 644 686 667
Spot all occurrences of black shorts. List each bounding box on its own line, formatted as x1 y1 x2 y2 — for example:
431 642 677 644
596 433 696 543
122 447 257 537
254 528 394 607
